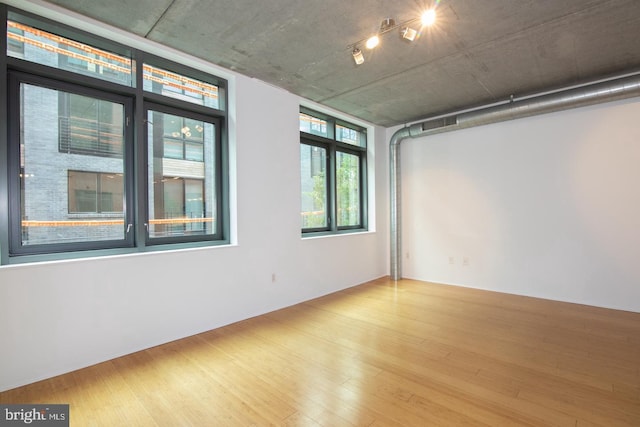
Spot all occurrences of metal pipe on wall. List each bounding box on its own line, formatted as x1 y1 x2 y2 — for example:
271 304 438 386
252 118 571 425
389 73 640 281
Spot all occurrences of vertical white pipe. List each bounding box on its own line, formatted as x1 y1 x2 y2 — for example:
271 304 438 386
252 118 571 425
389 125 420 280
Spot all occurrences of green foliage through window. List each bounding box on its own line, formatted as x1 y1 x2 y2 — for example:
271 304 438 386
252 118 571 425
299 108 367 233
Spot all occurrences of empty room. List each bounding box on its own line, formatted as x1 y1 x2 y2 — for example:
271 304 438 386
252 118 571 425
1 0 639 425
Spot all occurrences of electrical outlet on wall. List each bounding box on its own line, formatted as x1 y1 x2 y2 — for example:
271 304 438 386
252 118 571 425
463 257 469 266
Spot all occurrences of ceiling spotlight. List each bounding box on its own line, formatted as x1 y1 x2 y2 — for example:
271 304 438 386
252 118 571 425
379 18 396 32
421 9 437 27
400 26 418 42
365 35 380 49
352 47 364 65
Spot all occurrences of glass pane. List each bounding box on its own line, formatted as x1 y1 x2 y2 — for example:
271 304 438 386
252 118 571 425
336 151 361 227
68 171 97 213
8 20 133 86
100 172 124 212
7 24 24 57
67 171 123 213
20 83 126 245
147 110 216 238
299 113 329 137
157 113 205 161
185 143 204 162
336 124 365 147
60 93 124 158
162 179 185 236
300 144 327 229
184 118 205 142
185 179 205 232
143 64 219 109
163 140 183 159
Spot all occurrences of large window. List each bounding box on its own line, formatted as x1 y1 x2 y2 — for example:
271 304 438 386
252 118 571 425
11 77 130 248
300 108 367 234
146 108 219 241
1 8 228 263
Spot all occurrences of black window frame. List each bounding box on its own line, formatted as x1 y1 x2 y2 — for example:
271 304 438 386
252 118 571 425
300 107 367 235
143 101 223 246
7 71 135 256
0 6 229 264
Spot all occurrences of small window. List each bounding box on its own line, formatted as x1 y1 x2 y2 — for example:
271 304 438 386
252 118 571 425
299 108 367 234
68 171 124 214
7 18 133 86
143 63 220 109
299 112 329 138
336 123 365 147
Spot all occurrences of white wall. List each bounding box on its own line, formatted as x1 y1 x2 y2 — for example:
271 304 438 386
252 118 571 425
0 1 389 392
399 97 640 313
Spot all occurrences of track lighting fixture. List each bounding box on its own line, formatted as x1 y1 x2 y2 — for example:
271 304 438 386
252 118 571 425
379 18 396 32
400 26 418 42
352 48 364 65
348 7 438 65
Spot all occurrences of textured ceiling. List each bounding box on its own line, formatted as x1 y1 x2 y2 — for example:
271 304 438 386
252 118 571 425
43 0 640 127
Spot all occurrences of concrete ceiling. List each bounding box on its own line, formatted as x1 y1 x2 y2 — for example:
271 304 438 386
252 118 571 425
43 0 640 127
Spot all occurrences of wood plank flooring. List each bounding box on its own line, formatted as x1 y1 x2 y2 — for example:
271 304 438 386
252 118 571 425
1 278 639 426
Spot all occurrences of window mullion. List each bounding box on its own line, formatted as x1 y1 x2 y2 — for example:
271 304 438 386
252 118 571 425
122 96 137 248
328 142 337 231
0 4 9 264
360 151 367 229
133 49 147 248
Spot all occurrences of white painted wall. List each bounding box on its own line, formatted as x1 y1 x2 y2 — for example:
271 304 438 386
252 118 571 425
399 98 640 313
0 2 389 392
9 0 640 395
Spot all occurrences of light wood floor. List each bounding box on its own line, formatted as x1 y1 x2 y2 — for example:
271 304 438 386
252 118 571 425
1 278 639 426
